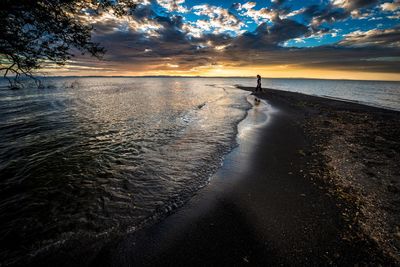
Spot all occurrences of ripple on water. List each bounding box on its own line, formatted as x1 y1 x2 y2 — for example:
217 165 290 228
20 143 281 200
0 77 250 264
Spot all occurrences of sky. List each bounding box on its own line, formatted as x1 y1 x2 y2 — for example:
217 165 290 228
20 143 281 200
50 0 400 80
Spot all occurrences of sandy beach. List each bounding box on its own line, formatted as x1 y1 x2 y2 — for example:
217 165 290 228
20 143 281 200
20 86 399 267
244 87 400 265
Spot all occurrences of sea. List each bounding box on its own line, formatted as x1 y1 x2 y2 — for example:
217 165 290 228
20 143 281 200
0 77 399 264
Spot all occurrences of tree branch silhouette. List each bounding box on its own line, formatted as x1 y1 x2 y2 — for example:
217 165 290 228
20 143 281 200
0 0 137 88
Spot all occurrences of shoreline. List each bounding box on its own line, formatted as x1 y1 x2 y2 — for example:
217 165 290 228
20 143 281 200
239 86 400 113
246 87 400 264
2 76 399 83
25 87 400 266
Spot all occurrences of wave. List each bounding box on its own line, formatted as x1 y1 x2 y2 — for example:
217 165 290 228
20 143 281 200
0 77 251 265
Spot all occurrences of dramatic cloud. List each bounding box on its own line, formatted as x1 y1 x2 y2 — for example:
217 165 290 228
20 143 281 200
331 0 379 11
238 4 280 23
235 1 294 22
380 0 400 11
339 27 400 47
191 4 244 34
300 0 382 27
157 0 188 13
51 0 400 79
232 18 309 50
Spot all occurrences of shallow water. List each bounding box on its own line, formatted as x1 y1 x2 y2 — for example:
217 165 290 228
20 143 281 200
0 77 250 264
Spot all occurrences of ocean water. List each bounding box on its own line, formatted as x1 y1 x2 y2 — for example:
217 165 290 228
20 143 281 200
259 78 400 111
0 77 251 264
0 77 399 264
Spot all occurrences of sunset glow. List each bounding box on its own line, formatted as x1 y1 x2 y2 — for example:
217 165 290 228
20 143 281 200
46 0 400 80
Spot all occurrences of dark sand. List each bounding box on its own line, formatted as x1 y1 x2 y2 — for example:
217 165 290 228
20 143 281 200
27 88 400 266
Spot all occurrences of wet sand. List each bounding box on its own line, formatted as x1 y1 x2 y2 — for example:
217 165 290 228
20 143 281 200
29 88 399 266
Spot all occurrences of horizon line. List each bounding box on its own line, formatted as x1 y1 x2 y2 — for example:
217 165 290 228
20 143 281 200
10 75 400 82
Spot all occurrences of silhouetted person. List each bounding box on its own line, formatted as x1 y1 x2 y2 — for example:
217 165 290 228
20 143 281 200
255 74 262 92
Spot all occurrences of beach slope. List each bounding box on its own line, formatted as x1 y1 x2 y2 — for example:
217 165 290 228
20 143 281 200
29 87 400 266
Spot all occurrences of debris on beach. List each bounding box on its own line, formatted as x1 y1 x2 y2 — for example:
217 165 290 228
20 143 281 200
304 107 400 263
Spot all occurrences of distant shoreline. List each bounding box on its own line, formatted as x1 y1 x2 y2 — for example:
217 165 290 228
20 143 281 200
1 76 399 82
